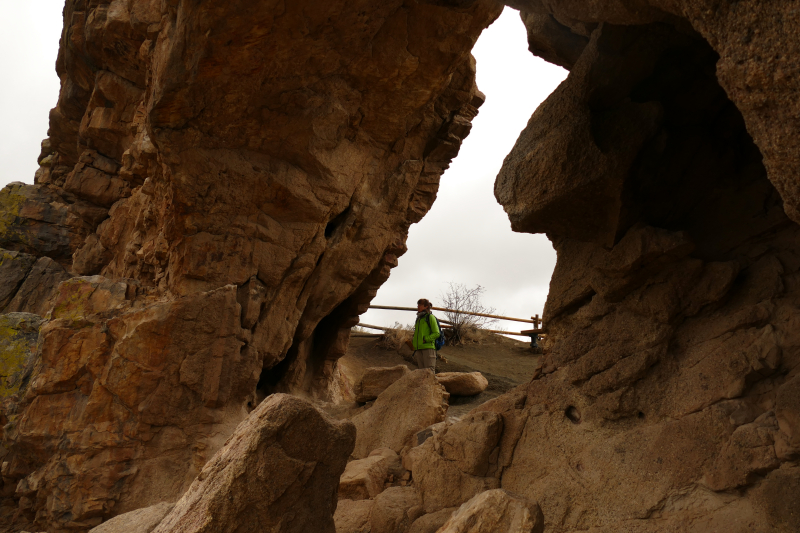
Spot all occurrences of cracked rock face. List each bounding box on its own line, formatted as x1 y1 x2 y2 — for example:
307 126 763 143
488 2 800 532
0 0 502 530
2 0 800 532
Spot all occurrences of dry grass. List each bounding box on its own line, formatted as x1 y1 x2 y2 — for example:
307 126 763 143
376 322 413 351
458 326 493 344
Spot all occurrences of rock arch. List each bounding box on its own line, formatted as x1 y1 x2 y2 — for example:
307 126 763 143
0 0 798 530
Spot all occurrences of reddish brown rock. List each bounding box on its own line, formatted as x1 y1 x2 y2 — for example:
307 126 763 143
3 0 800 531
406 412 502 513
0 0 502 528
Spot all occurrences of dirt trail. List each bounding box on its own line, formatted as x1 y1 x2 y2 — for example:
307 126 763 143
340 334 540 419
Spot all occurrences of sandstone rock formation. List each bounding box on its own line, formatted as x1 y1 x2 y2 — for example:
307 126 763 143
2 0 800 531
488 3 800 530
436 371 489 396
339 448 404 501
351 369 449 459
151 393 355 533
438 489 544 533
0 0 502 529
406 411 503 513
333 499 374 533
355 365 411 403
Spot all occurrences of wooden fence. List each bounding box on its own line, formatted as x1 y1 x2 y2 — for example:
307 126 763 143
358 305 544 339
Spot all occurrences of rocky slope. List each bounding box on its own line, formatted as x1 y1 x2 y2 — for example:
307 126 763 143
1 0 799 531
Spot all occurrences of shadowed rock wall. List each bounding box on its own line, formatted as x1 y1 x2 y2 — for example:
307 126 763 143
0 0 502 529
489 2 800 531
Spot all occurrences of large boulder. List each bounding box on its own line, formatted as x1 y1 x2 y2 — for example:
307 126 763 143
351 370 449 458
152 394 355 533
438 489 544 533
436 372 489 396
356 365 411 403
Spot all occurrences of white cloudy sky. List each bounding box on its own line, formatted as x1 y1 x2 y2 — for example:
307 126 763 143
362 9 566 334
0 4 565 336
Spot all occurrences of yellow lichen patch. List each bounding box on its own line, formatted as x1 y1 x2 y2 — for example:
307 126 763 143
0 314 42 398
0 185 27 239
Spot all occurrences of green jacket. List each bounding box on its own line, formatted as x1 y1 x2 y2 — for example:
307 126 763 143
413 313 440 350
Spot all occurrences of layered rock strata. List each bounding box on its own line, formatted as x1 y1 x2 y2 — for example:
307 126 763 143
489 2 800 531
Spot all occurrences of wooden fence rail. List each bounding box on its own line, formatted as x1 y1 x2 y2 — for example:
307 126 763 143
368 305 540 326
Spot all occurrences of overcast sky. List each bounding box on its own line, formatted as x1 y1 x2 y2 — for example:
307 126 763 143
0 4 565 336
362 8 566 334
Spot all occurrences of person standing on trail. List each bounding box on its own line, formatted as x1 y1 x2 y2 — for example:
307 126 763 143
411 298 440 371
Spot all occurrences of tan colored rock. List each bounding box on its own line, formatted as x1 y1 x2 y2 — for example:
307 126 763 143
90 502 174 533
334 499 374 533
438 489 544 533
356 365 411 403
369 486 423 533
405 414 501 513
351 370 449 458
339 449 400 501
436 372 489 397
439 411 503 477
407 507 458 533
152 394 355 533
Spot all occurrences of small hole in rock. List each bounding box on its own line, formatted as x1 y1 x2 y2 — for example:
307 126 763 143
565 406 581 424
637 411 645 419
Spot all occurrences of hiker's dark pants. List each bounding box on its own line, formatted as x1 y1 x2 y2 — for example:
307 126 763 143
415 349 436 370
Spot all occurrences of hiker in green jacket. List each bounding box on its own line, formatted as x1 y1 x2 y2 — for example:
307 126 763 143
411 298 440 371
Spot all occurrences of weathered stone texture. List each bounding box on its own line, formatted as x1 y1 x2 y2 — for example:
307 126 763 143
0 0 502 529
352 369 449 459
3 0 800 531
486 2 800 531
151 394 355 533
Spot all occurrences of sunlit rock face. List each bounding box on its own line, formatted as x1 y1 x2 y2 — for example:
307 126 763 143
0 0 502 529
494 2 800 531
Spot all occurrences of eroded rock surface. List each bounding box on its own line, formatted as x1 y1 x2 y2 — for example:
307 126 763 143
152 394 355 533
438 489 544 533
351 369 449 459
487 3 800 531
2 0 800 531
355 365 411 403
0 0 502 529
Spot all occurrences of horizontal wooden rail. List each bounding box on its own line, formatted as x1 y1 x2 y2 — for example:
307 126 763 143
356 323 543 338
368 305 539 325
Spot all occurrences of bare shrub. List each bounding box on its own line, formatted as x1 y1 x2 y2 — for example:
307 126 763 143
376 322 413 351
439 283 498 345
